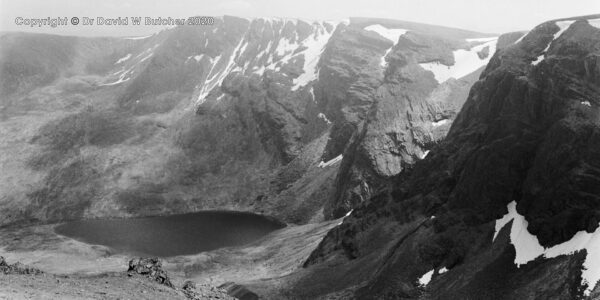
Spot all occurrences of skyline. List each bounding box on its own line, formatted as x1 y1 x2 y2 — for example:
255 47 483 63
1 0 599 37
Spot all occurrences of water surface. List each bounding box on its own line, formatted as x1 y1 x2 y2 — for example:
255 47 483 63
55 211 285 257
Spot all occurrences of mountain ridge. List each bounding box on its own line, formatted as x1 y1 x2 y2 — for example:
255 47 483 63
0 14 498 226
1 13 600 299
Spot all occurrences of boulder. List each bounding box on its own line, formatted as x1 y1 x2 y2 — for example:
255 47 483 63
127 257 173 288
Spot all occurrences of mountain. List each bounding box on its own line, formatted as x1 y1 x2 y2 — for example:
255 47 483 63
298 14 600 299
0 16 495 226
2 11 600 300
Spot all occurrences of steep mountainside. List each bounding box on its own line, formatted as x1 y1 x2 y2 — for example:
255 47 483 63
299 15 600 299
0 16 495 226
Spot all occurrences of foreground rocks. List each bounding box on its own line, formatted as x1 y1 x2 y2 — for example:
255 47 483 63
0 256 43 275
0 255 236 299
128 257 235 299
127 257 174 288
183 280 235 300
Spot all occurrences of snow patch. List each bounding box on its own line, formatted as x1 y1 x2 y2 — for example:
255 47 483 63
253 66 265 75
318 154 343 168
582 101 591 107
193 55 204 62
432 119 450 127
115 54 131 64
553 20 576 42
438 267 448 274
419 150 430 159
123 34 152 40
364 24 408 43
264 33 302 70
419 37 498 83
532 55 544 66
318 112 332 124
466 37 498 43
494 200 600 295
275 35 298 57
291 22 336 90
589 18 600 29
418 269 434 286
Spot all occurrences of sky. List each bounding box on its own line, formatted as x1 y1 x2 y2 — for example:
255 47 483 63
1 0 598 37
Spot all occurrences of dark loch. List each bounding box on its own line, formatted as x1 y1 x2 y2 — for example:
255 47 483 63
55 211 285 257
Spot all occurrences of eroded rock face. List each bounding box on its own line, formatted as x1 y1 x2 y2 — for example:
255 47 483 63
302 15 600 299
323 21 489 218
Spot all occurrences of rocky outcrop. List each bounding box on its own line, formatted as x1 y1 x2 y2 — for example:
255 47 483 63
127 257 173 288
0 256 43 275
301 15 600 299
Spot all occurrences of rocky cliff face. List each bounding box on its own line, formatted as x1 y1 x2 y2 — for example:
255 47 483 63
300 15 600 299
323 19 497 218
0 16 494 225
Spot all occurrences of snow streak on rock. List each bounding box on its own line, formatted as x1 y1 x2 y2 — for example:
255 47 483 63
465 37 498 43
531 20 575 66
364 24 408 67
337 209 353 225
123 34 153 40
318 155 343 168
514 31 529 44
494 201 600 295
115 54 131 64
196 36 246 105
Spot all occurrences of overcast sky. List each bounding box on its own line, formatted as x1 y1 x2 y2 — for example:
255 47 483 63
1 0 598 37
